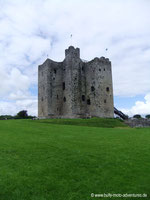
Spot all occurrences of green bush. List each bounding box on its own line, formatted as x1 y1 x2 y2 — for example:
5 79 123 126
145 114 150 119
133 114 142 119
0 115 13 120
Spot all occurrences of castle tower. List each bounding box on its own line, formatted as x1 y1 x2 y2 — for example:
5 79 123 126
38 46 114 118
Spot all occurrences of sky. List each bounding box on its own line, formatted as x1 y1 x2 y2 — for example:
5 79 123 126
0 0 150 116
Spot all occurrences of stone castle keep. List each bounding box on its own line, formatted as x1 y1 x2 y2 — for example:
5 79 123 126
38 46 114 118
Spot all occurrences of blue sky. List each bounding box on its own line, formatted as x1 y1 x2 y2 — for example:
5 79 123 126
0 0 150 116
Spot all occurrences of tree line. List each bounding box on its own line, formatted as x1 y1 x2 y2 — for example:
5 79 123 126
0 110 36 120
0 111 150 120
132 114 150 119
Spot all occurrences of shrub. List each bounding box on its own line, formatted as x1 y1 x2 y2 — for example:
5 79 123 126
133 114 142 119
145 114 150 119
0 115 13 120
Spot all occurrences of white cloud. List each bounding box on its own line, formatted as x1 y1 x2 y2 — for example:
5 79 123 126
121 94 150 116
0 68 30 96
0 0 150 115
0 99 37 116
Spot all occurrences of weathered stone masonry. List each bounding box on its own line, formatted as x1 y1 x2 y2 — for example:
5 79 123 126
38 46 114 118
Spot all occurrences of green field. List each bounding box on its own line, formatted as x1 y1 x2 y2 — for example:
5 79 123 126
0 118 150 200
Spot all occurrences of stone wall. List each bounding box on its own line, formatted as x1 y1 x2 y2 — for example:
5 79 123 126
38 46 114 118
125 118 150 127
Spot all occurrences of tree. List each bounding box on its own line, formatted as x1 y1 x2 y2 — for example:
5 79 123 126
0 115 13 120
145 114 150 119
16 110 28 119
133 114 142 119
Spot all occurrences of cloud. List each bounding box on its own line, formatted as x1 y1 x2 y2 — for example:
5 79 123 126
0 68 30 96
121 94 150 116
0 99 37 116
0 0 150 115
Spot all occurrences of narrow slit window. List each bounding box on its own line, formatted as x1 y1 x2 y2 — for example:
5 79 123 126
87 99 91 105
91 86 95 92
63 82 65 90
82 95 85 101
106 87 109 92
63 97 66 102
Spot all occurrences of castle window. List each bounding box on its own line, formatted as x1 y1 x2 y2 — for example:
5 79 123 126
53 77 55 80
57 108 58 111
99 69 101 71
91 86 95 92
106 87 109 92
54 69 57 74
104 99 106 103
41 97 43 101
63 97 66 102
63 82 65 90
57 95 59 99
82 95 85 101
104 68 105 71
87 99 91 105
82 66 84 71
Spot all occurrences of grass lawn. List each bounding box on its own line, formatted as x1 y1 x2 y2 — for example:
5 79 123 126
0 118 150 200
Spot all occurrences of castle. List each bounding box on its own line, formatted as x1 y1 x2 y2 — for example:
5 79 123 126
38 46 114 118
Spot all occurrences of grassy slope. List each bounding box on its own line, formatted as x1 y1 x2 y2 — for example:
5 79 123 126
0 119 150 200
38 117 127 128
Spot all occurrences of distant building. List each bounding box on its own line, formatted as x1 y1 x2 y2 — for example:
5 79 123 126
38 46 114 118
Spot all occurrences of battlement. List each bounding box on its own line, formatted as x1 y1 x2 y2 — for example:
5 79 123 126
87 56 111 65
65 46 80 58
99 56 110 63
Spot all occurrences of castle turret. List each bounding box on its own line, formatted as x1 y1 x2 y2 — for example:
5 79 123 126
63 46 82 117
65 46 80 58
